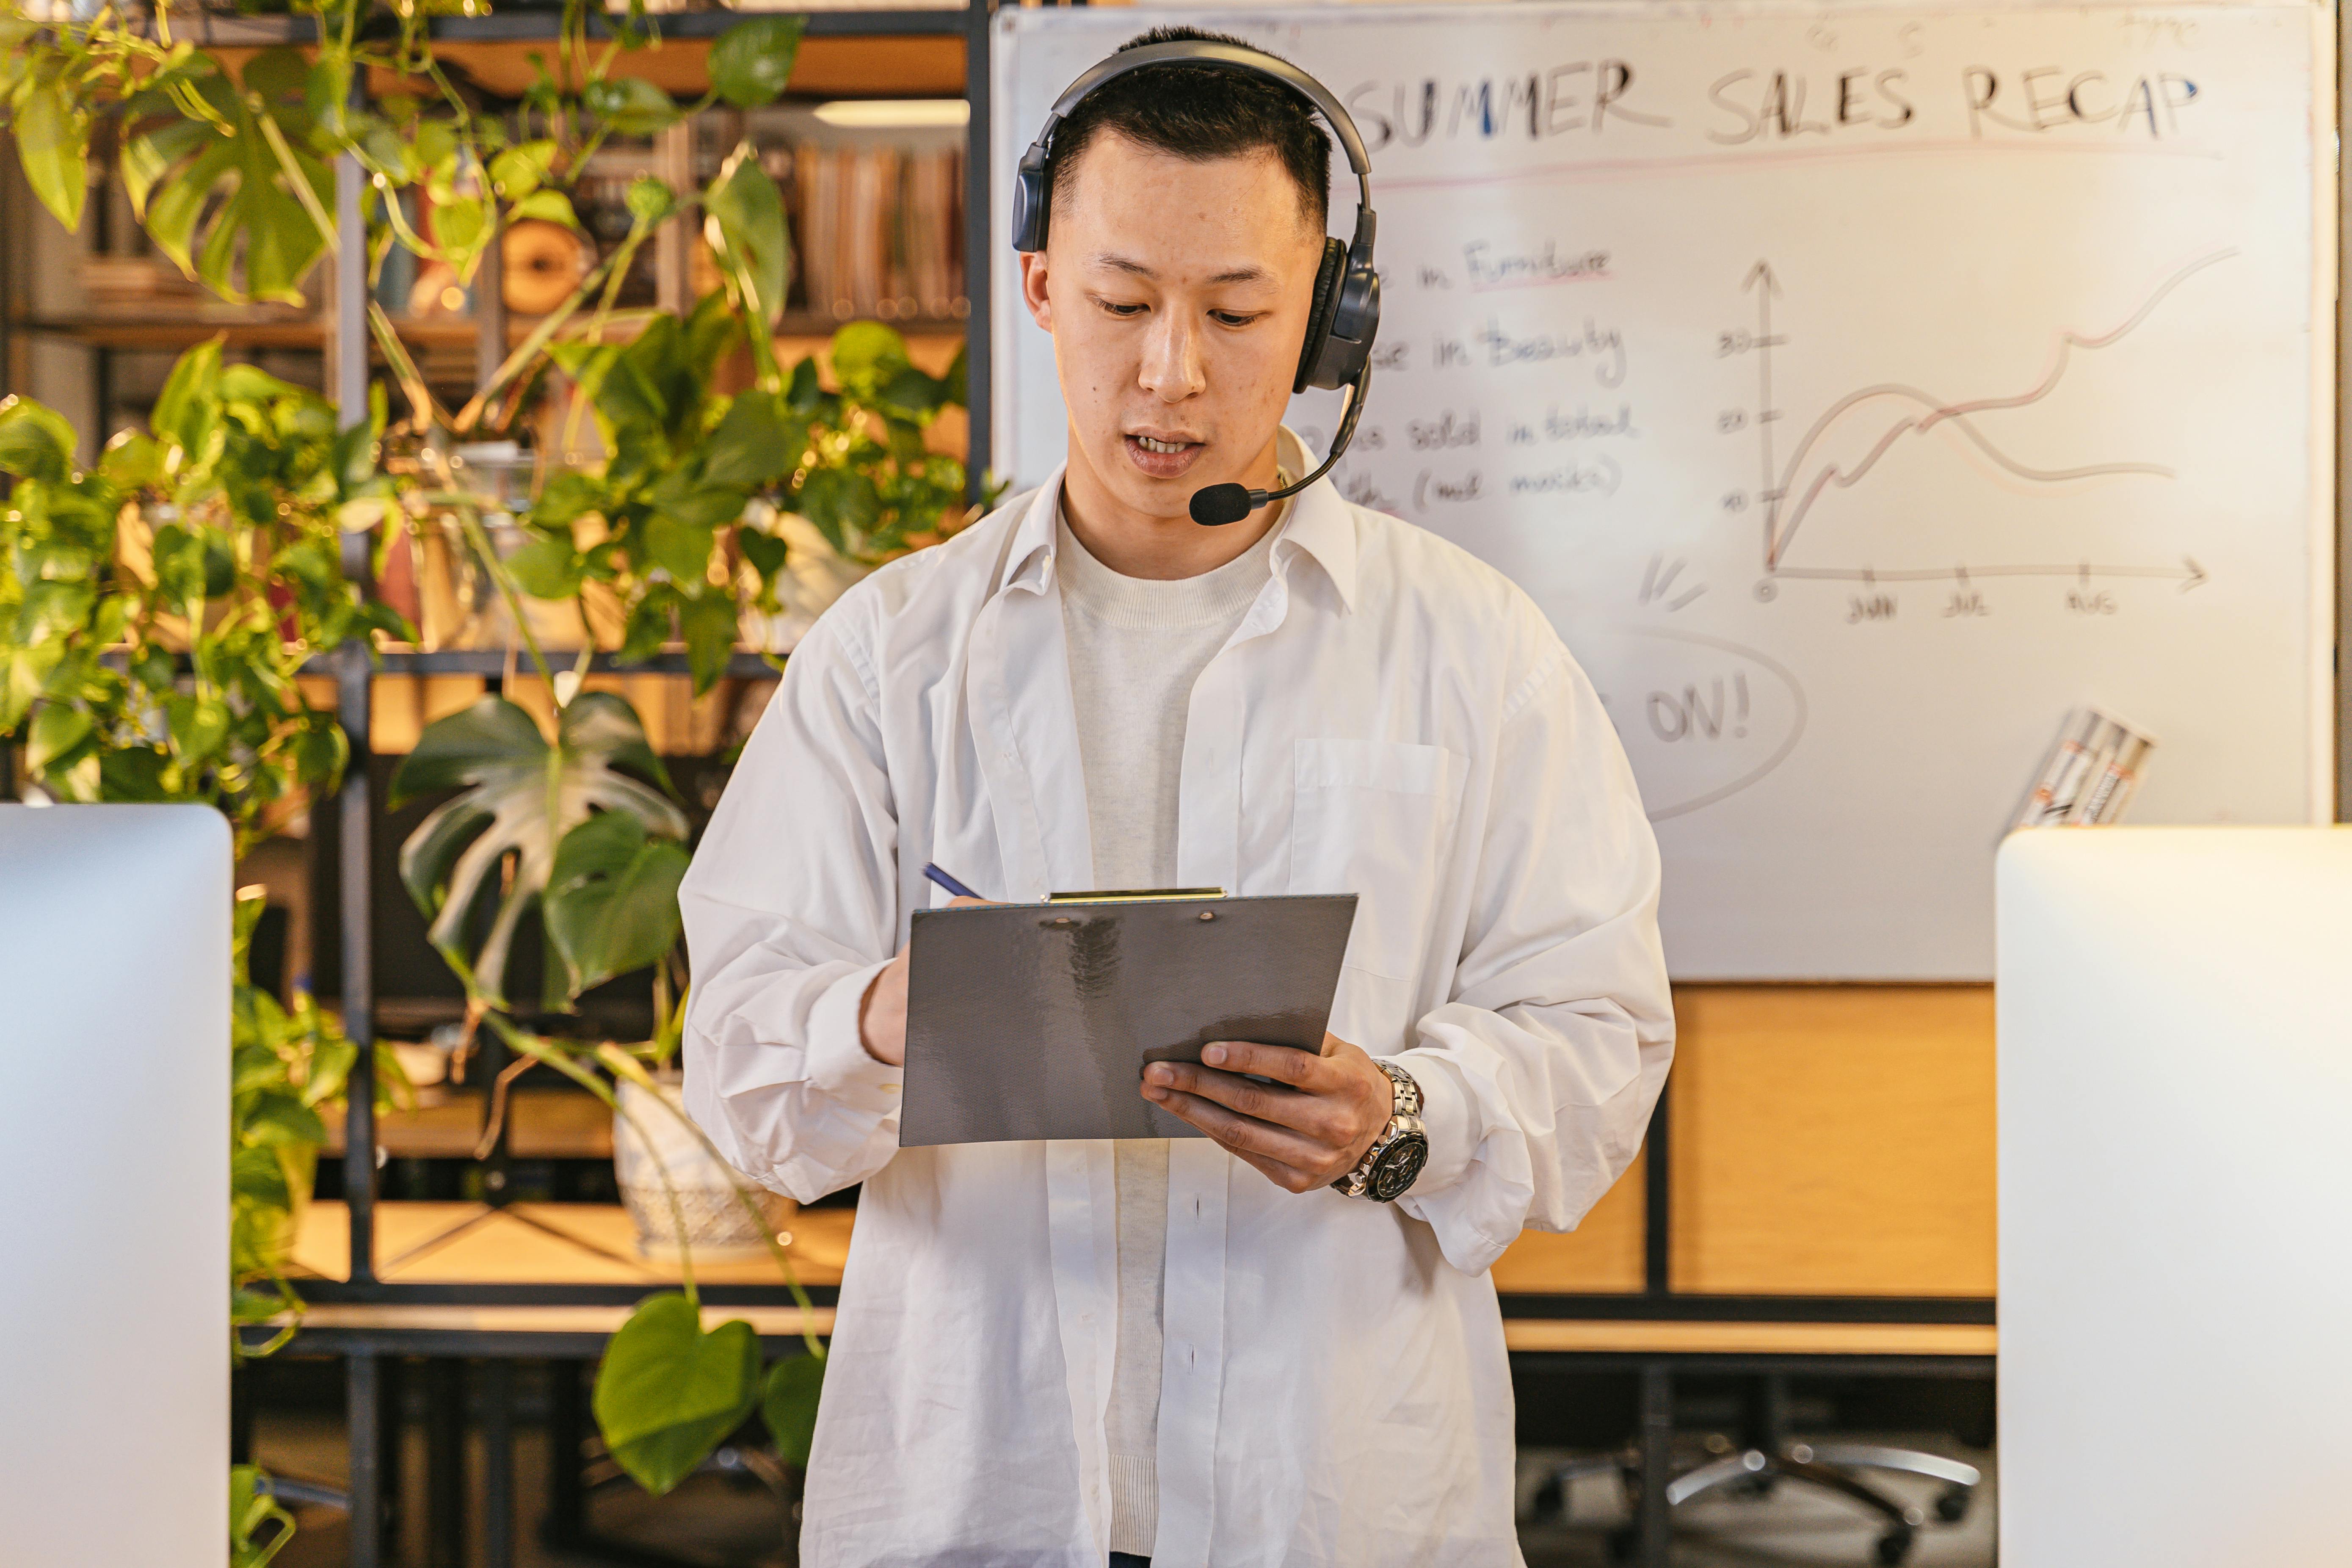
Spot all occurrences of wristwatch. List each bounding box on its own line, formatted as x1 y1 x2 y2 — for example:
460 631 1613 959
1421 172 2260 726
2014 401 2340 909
1332 1060 1430 1202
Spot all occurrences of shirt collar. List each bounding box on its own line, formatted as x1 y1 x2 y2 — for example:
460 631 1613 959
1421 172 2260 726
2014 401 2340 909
1268 425 1358 614
994 425 1357 612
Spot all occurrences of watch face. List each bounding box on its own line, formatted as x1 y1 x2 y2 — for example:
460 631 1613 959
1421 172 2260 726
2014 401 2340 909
1368 1133 1429 1202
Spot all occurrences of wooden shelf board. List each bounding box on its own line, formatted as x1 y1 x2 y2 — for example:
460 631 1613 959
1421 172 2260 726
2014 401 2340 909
15 311 968 354
285 1300 838 1338
291 1199 853 1287
318 1087 612 1160
197 30 964 101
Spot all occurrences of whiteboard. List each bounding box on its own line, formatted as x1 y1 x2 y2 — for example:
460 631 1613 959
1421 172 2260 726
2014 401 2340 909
991 2 2334 979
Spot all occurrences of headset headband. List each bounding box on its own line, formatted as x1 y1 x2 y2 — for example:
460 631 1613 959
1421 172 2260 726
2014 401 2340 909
1029 39 1376 221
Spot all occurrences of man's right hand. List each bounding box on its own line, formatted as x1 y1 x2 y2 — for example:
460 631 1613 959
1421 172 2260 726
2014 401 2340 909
858 895 986 1064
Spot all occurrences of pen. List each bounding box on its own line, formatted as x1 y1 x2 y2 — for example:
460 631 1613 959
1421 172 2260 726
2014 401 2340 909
922 862 983 901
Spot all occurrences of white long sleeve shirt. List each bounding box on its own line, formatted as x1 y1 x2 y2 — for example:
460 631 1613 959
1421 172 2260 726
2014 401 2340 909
1054 501 1284 1554
680 433 1675 1568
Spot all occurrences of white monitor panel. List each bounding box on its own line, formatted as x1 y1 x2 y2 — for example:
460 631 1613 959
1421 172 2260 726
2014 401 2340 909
0 805 231 1565
1997 828 2352 1567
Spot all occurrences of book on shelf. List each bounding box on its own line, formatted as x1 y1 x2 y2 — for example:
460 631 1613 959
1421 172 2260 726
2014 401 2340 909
777 141 966 326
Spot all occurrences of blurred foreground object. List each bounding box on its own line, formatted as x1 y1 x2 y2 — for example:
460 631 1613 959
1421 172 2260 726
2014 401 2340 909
1998 828 2352 1566
0 805 231 1563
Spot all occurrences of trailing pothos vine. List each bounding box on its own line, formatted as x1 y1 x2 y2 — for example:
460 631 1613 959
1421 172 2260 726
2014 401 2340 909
0 346 413 1362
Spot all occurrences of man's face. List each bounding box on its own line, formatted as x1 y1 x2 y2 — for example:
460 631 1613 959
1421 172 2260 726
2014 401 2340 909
1021 134 1326 525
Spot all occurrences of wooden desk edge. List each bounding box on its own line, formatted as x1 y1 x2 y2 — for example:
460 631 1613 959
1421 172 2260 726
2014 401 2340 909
1503 1320 1996 1356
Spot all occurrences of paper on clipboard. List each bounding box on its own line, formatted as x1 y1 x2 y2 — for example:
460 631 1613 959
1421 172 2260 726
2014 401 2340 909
897 891 1358 1146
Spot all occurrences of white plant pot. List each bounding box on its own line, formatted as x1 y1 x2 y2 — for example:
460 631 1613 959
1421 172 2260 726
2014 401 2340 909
741 508 874 656
612 1077 795 1262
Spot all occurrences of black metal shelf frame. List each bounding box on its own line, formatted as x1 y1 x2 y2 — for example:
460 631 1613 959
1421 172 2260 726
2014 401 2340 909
320 0 993 1313
265 11 999 1565
323 647 785 679
177 5 973 48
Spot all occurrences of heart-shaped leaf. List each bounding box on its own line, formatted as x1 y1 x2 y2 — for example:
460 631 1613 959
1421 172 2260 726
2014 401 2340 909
594 1294 761 1496
703 143 791 329
16 77 90 232
795 467 881 555
761 1353 825 1467
709 17 805 109
505 531 586 600
644 513 718 585
625 174 679 227
679 590 742 696
829 321 912 402
0 396 77 483
584 76 684 138
27 702 94 773
544 810 689 995
701 392 806 488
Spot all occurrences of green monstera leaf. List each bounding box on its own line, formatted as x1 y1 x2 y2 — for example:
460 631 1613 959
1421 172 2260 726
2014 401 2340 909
594 1294 762 1495
389 693 686 1007
121 50 331 306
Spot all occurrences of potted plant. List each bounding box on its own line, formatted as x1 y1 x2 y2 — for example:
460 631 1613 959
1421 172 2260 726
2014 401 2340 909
381 304 991 1500
0 345 413 1352
0 0 987 1530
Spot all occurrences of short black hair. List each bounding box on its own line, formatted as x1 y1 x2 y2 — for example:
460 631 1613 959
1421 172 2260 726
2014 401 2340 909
1046 27 1331 234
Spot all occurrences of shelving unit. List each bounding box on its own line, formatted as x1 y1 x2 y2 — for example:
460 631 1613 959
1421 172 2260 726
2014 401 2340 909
268 0 991 1271
0 8 995 1564
5 2 986 452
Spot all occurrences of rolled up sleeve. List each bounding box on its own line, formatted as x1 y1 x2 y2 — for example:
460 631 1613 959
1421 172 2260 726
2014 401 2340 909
1394 644 1675 1274
680 616 907 1203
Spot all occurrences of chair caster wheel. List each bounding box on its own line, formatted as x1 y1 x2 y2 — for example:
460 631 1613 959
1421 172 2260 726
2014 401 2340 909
1874 1525 1916 1565
1935 1483 1974 1523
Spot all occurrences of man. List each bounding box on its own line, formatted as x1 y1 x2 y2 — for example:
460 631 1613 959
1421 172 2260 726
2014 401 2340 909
681 27 1673 1567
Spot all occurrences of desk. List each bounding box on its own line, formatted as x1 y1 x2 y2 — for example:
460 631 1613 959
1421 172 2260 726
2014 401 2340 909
271 1200 1992 1568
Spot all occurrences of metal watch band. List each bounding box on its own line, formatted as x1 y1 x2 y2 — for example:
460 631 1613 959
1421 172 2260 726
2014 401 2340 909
1332 1060 1426 1200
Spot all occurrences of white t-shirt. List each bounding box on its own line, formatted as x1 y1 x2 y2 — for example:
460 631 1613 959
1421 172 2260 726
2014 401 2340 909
1055 502 1281 1556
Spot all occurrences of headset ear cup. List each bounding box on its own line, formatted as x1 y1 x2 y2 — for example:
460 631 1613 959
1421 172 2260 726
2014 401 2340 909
1294 237 1347 395
1011 158 1048 252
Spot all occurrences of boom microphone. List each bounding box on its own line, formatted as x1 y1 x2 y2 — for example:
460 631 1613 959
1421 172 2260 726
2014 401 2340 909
1189 365 1371 526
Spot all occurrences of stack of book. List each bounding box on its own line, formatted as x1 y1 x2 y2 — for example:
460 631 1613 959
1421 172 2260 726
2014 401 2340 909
773 142 966 323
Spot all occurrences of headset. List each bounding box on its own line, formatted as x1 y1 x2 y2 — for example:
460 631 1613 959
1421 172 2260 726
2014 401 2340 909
1011 39 1380 525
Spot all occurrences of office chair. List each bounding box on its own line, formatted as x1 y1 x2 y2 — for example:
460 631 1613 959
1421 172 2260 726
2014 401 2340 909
1536 1374 1980 1565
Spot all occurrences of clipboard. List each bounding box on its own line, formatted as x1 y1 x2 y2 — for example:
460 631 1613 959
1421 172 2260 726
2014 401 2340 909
898 891 1358 1146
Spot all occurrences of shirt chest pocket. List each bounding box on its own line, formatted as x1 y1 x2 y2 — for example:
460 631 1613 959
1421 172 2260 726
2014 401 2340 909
1288 739 1466 983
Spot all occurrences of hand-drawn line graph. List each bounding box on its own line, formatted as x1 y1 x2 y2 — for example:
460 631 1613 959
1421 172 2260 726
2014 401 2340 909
1745 250 2233 588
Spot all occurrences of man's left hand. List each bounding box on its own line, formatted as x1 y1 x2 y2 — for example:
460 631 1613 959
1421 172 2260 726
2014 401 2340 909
1141 1035 1396 1194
